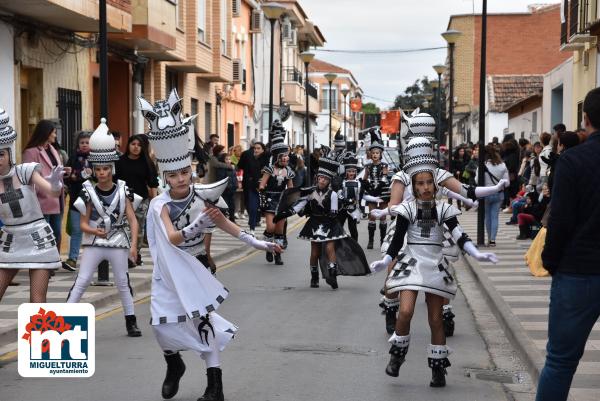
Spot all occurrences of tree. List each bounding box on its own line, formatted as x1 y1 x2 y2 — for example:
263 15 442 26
392 76 448 143
361 102 380 114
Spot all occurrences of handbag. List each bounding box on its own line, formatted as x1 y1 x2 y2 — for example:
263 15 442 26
524 226 549 277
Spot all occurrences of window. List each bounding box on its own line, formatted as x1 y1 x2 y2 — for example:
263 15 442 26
532 111 538 133
321 85 338 112
221 0 228 55
175 0 184 30
197 0 206 43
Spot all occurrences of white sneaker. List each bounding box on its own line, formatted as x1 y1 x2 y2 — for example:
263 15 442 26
249 230 255 237
502 207 512 214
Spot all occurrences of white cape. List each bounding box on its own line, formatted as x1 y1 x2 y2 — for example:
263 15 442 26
147 190 230 325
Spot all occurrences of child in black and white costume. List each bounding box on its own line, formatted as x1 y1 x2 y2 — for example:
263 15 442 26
369 146 499 388
140 90 280 401
259 129 294 265
337 152 361 241
362 128 390 249
67 119 142 337
0 108 64 302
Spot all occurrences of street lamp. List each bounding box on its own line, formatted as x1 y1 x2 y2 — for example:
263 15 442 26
341 85 350 143
441 28 462 175
477 0 488 245
324 72 337 147
300 50 315 185
263 2 286 133
433 63 447 162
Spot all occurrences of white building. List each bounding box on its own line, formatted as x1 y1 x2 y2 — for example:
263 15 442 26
542 57 573 133
0 19 14 127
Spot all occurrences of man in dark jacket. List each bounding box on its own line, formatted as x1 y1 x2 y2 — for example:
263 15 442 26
237 140 268 233
536 88 600 401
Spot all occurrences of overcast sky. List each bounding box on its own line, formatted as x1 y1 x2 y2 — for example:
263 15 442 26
299 0 560 109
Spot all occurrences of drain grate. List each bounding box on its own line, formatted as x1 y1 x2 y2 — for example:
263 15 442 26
465 368 524 384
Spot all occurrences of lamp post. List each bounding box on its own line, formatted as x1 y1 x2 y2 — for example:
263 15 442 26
324 72 337 147
441 29 462 177
300 50 315 185
341 85 350 143
262 2 286 132
477 0 488 245
433 64 447 162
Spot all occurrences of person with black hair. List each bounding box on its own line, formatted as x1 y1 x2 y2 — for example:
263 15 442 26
536 88 600 401
63 130 93 271
115 134 159 265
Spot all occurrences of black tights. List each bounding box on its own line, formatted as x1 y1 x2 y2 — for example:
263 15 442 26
337 213 358 241
0 269 51 303
309 241 336 266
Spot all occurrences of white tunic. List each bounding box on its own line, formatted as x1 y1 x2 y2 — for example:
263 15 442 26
385 201 461 299
0 163 61 269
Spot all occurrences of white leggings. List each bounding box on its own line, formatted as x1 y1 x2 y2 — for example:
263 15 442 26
67 247 134 316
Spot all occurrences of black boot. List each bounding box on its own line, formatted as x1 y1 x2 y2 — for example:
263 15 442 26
379 222 387 246
385 344 408 377
162 352 186 399
442 307 455 337
385 306 398 335
274 253 283 265
198 367 224 401
310 266 319 288
516 225 530 240
125 315 142 337
325 262 338 290
264 232 274 262
428 346 451 387
367 222 376 249
430 366 448 387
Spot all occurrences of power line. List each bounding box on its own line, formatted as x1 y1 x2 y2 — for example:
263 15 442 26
362 94 396 104
314 46 446 55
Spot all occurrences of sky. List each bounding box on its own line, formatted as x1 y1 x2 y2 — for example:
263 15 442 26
299 0 561 109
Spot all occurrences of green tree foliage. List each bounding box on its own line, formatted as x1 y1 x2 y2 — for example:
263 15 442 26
361 102 380 114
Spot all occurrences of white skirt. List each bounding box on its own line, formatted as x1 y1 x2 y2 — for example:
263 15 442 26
385 243 457 300
0 219 61 269
152 312 237 356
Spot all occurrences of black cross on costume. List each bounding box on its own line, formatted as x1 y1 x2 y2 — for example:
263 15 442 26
417 203 436 238
0 178 24 218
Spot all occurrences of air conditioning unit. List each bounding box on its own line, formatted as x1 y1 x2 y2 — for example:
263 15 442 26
232 59 242 83
232 0 241 18
250 10 262 33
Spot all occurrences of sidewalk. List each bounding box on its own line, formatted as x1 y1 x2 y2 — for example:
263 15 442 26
459 210 599 401
0 216 300 355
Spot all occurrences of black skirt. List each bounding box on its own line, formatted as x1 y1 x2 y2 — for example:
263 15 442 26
298 215 348 242
261 191 283 214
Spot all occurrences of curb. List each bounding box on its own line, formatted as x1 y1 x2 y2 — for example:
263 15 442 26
461 253 546 385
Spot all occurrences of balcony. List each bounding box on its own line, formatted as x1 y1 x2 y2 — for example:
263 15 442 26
0 0 131 32
283 67 303 85
109 0 178 61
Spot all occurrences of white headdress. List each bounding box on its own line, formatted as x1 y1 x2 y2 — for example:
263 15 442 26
403 137 439 188
138 89 191 175
0 108 17 165
88 118 119 174
401 108 437 143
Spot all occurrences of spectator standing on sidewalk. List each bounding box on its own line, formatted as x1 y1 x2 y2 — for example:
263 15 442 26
115 134 159 265
237 141 268 234
23 120 71 254
216 152 237 223
207 144 234 184
501 138 520 210
475 144 508 247
536 88 600 401
63 130 92 271
450 146 469 210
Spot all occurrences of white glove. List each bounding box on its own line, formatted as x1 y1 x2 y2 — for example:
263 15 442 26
238 231 279 252
363 194 384 204
181 211 213 240
463 241 498 263
370 208 390 219
45 166 64 192
499 179 510 190
351 208 362 222
370 254 393 274
471 200 479 211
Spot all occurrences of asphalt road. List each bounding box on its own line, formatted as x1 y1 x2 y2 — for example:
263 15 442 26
0 219 509 401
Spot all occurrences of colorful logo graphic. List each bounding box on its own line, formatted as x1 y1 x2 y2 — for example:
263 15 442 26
18 303 95 377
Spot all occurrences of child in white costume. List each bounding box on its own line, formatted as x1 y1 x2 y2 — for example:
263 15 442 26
370 141 499 388
67 119 142 337
0 108 64 302
140 89 280 401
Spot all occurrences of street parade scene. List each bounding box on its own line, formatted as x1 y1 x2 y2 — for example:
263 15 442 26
0 1 600 401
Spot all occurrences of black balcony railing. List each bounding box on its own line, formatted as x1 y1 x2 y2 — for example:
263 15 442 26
283 67 303 85
570 0 579 37
307 82 318 99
